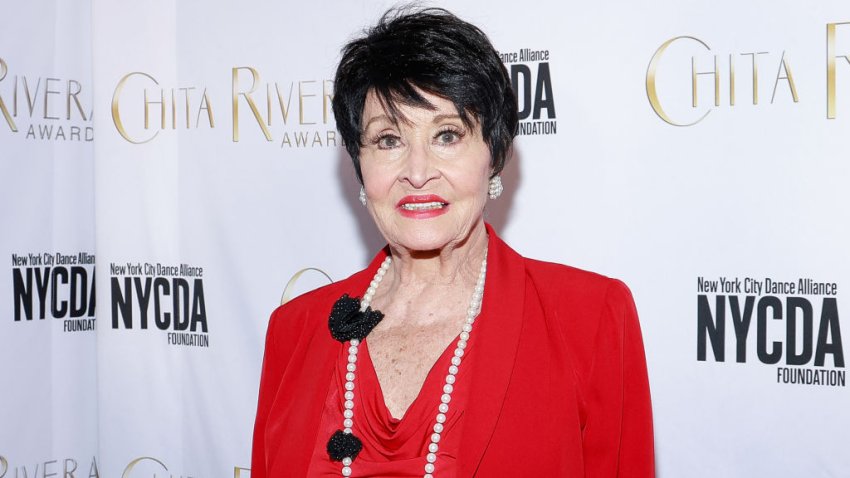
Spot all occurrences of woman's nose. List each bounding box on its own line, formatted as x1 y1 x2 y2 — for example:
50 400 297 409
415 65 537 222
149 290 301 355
401 140 439 188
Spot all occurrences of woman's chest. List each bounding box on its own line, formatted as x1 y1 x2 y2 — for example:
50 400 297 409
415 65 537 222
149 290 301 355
366 321 465 419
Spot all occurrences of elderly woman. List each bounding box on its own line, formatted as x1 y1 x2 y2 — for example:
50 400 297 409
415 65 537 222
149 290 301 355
252 7 653 478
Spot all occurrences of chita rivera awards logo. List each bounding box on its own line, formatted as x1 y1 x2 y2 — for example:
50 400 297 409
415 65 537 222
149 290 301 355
646 22 850 125
498 47 557 136
110 67 337 149
0 58 94 141
696 275 846 387
11 251 96 332
109 260 209 347
0 455 99 478
121 457 196 478
121 457 253 478
280 267 334 305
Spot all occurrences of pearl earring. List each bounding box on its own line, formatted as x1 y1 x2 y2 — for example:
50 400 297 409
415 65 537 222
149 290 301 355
488 176 503 199
359 187 367 206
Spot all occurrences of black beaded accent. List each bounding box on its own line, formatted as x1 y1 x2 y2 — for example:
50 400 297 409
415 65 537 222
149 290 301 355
328 293 384 342
327 429 363 462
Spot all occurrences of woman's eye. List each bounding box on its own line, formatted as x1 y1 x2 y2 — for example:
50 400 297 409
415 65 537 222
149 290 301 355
377 135 401 149
436 130 460 144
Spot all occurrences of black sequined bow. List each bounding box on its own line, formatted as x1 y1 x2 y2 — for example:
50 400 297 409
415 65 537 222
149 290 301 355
328 294 384 342
327 429 363 462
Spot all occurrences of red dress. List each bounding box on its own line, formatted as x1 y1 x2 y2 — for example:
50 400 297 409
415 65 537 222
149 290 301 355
252 225 655 477
305 336 471 476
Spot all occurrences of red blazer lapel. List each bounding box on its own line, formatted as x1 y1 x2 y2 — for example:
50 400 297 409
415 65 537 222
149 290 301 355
458 227 526 476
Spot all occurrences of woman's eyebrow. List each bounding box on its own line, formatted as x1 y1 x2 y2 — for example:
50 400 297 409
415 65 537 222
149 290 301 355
431 113 462 123
363 114 392 130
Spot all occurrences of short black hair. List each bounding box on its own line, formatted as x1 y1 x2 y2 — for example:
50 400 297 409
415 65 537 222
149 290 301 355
332 6 518 184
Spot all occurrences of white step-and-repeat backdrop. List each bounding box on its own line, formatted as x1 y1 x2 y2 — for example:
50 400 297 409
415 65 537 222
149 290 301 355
1 0 848 476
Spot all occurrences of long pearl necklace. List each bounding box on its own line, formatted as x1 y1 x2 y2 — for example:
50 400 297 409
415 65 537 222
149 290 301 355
338 249 488 478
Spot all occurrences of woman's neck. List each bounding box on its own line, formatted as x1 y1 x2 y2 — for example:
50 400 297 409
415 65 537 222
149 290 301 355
384 221 489 288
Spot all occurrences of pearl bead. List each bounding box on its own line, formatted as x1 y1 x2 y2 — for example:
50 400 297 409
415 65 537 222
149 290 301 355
342 458 352 466
347 355 357 363
344 427 352 434
344 382 354 391
427 453 437 463
342 466 352 476
350 339 359 346
436 413 446 423
454 348 464 358
345 391 354 400
457 340 467 349
343 418 353 428
445 374 455 384
431 433 441 443
348 346 358 355
346 363 356 372
344 409 353 419
425 463 435 473
462 324 472 333
346 372 355 381
439 403 449 413
345 399 354 409
440 393 451 404
459 331 469 341
451 356 461 366
448 365 458 375
433 423 444 433
429 443 439 453
443 384 453 394
425 475 433 478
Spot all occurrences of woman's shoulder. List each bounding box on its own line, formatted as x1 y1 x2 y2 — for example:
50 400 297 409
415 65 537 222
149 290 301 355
519 257 642 382
519 256 638 346
266 267 372 339
521 256 634 307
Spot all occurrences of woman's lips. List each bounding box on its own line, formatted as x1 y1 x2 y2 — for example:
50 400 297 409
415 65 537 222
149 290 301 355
396 195 449 218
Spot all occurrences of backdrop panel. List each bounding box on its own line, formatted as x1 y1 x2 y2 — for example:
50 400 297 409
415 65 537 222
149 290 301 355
0 1 98 476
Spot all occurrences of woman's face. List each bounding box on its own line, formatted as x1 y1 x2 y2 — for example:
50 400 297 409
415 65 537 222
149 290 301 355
359 90 492 253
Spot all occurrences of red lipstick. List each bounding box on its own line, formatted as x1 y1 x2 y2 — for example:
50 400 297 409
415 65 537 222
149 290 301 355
396 194 449 219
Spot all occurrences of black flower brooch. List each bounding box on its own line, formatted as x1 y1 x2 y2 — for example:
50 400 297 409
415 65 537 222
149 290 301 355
328 293 384 342
327 429 363 462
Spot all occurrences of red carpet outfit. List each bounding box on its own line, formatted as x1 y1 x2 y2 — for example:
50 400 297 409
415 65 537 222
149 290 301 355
252 227 655 477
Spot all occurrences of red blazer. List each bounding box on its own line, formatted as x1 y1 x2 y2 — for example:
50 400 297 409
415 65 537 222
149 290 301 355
252 228 655 477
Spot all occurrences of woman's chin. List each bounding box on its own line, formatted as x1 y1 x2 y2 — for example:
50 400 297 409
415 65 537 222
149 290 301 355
384 219 485 255
392 235 452 254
